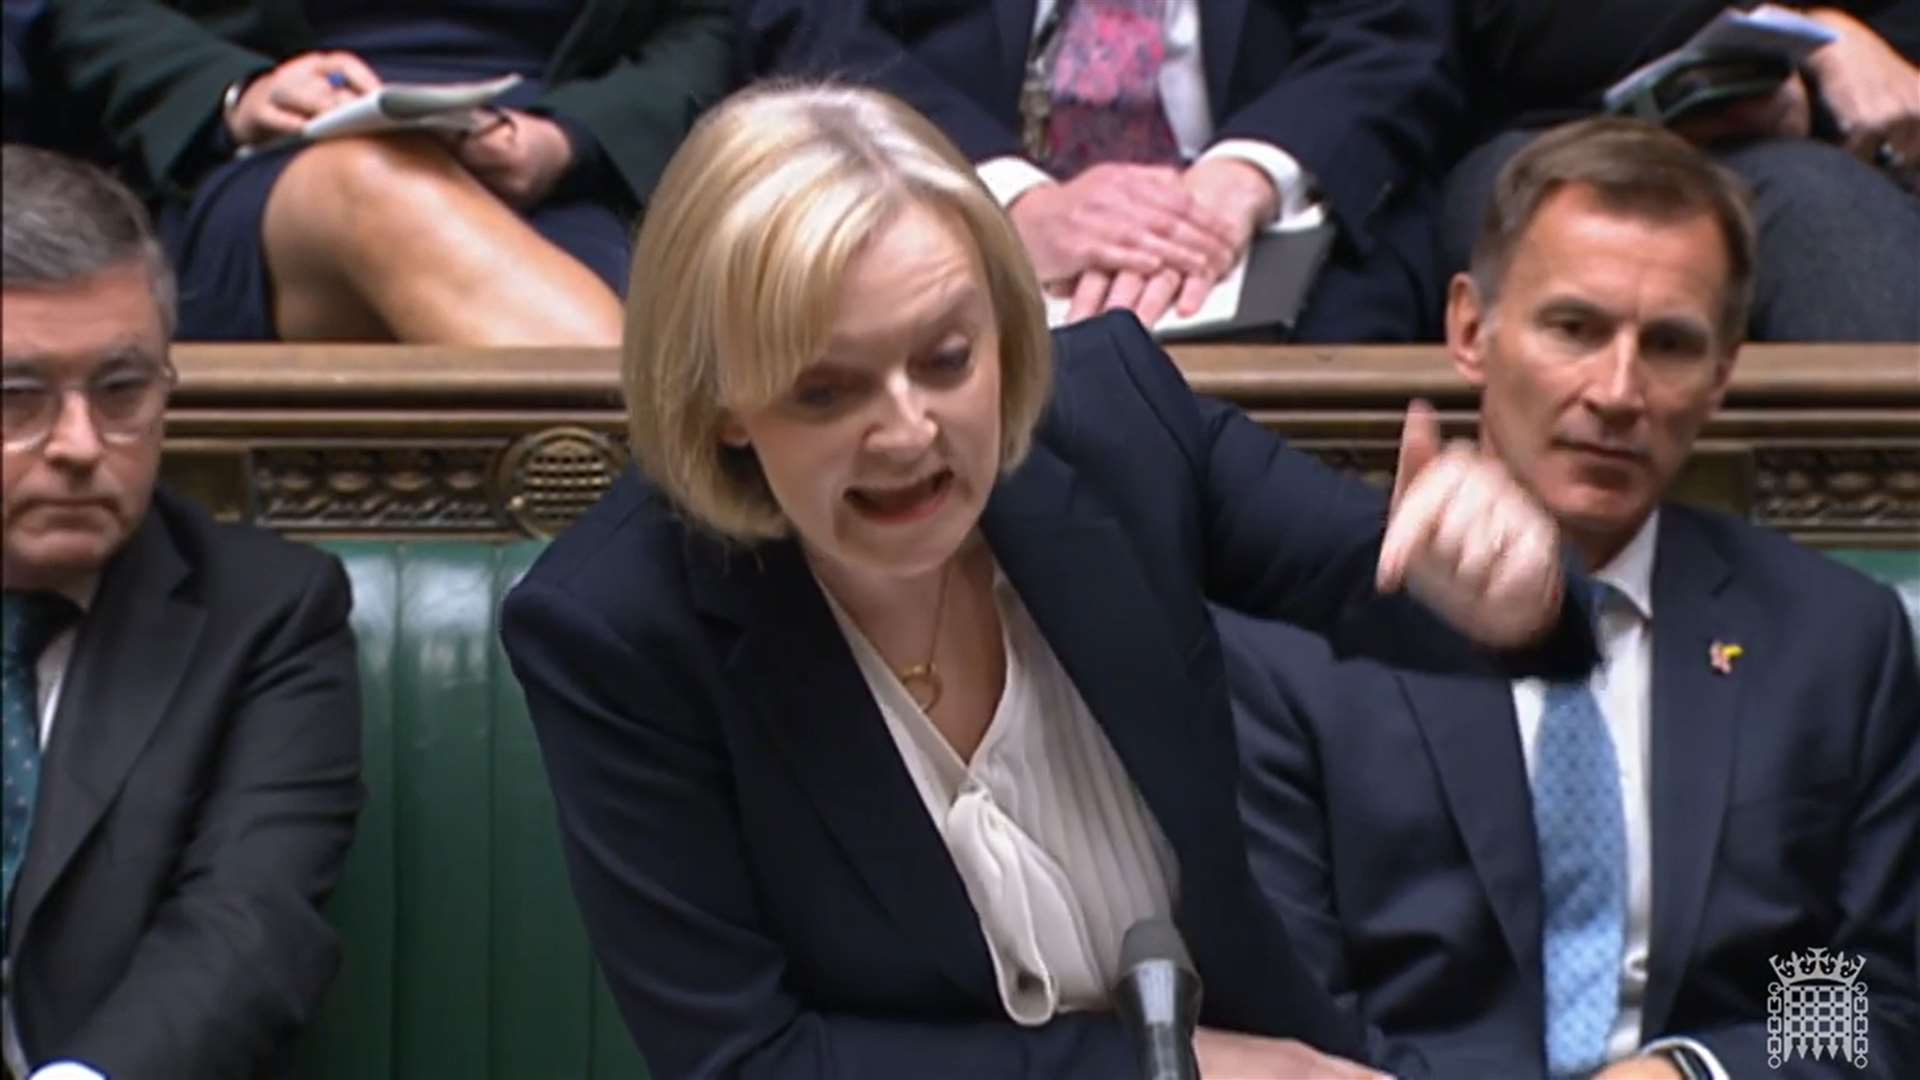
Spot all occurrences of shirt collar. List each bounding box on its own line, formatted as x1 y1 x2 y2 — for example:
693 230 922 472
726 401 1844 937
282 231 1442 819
55 573 99 616
1593 509 1658 622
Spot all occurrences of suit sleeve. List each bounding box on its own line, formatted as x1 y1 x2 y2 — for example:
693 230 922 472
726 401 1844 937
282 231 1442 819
531 0 732 209
52 556 364 1078
500 580 1135 1080
1677 588 1920 1079
1088 314 1595 679
1216 611 1434 1079
41 0 273 196
739 0 1024 161
1213 0 1463 248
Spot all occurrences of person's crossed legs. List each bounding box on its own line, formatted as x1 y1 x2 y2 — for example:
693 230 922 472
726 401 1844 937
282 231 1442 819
262 133 624 345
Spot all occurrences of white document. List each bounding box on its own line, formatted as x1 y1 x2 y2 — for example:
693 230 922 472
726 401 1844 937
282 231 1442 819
1044 254 1250 335
1690 5 1837 57
1043 210 1335 339
1603 7 1836 114
301 73 523 140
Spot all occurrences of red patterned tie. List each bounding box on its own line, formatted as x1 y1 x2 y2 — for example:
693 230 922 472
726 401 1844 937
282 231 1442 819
1043 0 1183 179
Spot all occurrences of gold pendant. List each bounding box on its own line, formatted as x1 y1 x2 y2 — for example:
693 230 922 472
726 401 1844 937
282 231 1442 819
898 662 943 712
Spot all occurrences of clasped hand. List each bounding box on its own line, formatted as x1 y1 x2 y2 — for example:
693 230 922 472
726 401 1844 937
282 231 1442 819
1377 401 1566 649
1009 158 1278 327
1803 6 1920 192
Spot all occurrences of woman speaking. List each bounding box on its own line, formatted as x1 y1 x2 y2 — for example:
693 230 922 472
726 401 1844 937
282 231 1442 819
501 83 1592 1079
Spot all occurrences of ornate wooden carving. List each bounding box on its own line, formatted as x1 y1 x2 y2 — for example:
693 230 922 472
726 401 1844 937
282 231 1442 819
1753 447 1920 534
158 343 1920 547
252 443 500 531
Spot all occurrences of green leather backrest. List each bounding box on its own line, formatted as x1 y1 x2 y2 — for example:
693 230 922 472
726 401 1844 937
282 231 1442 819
1828 550 1920 660
293 541 648 1080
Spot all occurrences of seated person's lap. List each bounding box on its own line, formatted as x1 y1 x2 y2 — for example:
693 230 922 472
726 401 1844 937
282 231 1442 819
159 145 630 341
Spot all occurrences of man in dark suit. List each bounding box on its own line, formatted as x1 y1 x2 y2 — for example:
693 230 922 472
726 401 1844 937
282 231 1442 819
742 0 1461 342
1223 118 1920 1079
1 145 362 1079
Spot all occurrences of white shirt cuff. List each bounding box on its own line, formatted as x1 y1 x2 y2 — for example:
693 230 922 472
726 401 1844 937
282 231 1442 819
976 156 1057 210
1642 1035 1730 1080
30 1063 108 1080
1198 137 1327 231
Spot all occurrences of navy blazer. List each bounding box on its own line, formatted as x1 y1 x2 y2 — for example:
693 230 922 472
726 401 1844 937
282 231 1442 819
740 0 1461 255
501 312 1592 1078
1223 505 1920 1078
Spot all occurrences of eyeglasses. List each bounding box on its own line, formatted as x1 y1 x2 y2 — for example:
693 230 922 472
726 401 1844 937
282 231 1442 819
1 361 177 451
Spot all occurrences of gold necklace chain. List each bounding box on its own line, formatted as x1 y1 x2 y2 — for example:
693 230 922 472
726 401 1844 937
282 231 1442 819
896 558 956 713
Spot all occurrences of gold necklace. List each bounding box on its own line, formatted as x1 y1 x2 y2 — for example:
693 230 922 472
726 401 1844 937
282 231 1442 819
896 559 956 713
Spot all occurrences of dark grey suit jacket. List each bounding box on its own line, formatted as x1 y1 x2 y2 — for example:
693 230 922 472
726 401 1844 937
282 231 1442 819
8 487 363 1078
1224 505 1920 1078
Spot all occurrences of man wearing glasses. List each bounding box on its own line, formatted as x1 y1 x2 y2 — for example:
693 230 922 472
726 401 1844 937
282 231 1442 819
0 145 362 1080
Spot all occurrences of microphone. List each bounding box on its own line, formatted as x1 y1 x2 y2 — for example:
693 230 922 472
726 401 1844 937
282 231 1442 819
1113 917 1203 1080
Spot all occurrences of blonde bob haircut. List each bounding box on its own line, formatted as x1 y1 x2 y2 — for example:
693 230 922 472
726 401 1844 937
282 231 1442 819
621 81 1054 543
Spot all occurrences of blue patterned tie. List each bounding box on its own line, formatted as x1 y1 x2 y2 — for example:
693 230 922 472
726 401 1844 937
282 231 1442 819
3 589 78 946
1533 582 1627 1079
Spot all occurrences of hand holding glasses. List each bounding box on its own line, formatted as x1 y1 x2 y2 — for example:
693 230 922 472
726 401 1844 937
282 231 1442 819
1 361 177 452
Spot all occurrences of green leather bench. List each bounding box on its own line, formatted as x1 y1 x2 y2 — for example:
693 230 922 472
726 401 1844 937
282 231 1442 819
1831 550 1920 661
284 539 1918 1078
290 542 648 1079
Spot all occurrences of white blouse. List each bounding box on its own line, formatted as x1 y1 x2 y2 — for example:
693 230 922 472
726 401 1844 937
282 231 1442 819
823 565 1180 1025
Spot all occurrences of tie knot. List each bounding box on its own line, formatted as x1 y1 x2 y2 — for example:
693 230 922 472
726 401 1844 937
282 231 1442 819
1 590 80 667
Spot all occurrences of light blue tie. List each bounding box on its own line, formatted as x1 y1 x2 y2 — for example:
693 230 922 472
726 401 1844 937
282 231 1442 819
1533 582 1627 1079
3 589 78 947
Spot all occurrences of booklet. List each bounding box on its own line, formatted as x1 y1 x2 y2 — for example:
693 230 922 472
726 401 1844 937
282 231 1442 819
1603 7 1836 122
305 73 522 138
239 73 523 157
1043 216 1337 340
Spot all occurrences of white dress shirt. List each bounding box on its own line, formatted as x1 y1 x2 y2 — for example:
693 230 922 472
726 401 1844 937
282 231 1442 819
3 583 107 1080
1512 510 1725 1079
823 563 1179 1024
976 0 1326 230
32 621 80 749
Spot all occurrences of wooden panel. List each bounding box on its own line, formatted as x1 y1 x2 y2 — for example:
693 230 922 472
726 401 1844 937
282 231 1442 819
160 343 1920 546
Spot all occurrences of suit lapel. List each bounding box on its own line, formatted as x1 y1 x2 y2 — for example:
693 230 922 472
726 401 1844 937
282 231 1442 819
997 0 1039 96
9 512 203 954
981 447 1224 878
686 534 999 1008
1200 0 1250 123
1400 671 1545 1000
683 441 1224 1008
1641 511 1750 1034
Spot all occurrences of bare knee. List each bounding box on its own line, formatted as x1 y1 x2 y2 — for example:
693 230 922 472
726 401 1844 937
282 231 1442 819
261 133 622 345
269 134 476 239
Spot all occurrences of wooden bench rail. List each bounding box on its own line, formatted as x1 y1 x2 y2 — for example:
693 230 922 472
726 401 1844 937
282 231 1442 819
160 343 1920 546
169 343 1918 406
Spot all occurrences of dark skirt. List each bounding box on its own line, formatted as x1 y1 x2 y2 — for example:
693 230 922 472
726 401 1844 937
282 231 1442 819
157 140 632 341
